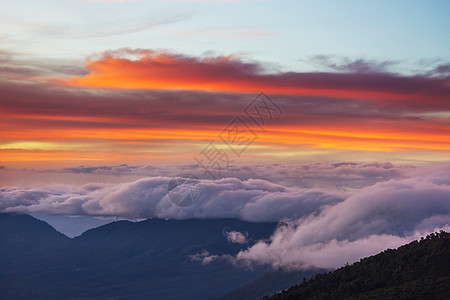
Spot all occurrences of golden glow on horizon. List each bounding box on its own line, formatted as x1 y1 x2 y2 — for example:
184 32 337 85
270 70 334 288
1 124 450 167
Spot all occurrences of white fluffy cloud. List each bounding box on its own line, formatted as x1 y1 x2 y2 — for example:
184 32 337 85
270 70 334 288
234 168 450 270
0 177 344 221
225 231 248 244
1 163 449 271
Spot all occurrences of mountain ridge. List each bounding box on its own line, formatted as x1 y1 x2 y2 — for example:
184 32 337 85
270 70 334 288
0 213 283 299
268 231 450 300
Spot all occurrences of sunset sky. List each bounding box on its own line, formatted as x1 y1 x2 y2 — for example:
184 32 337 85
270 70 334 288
0 0 449 170
1 1 450 267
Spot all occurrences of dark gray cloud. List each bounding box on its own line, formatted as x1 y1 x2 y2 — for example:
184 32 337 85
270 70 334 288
307 55 399 74
431 63 450 77
0 49 87 79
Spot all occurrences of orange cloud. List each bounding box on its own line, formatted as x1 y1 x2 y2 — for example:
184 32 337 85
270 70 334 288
2 50 450 168
60 49 450 104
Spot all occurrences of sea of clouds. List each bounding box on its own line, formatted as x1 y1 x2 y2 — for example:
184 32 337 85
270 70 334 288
1 162 449 270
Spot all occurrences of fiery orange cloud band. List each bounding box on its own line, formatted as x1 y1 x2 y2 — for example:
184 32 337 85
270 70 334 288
1 49 449 167
58 49 449 103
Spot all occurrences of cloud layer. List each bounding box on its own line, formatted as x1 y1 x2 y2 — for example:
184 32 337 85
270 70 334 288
234 165 450 270
0 176 344 222
49 161 414 189
1 49 450 166
1 163 449 270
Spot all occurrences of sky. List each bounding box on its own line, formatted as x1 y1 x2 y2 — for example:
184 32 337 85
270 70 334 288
0 0 450 270
0 0 449 169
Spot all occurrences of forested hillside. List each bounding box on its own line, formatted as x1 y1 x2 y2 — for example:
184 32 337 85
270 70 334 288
268 231 450 300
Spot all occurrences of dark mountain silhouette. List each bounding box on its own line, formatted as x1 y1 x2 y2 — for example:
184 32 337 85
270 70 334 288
0 212 68 245
0 213 282 299
267 231 450 300
4 213 446 300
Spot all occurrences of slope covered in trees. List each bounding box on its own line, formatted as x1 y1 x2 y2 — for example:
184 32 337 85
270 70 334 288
268 231 450 300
